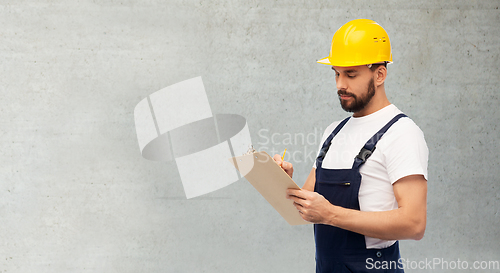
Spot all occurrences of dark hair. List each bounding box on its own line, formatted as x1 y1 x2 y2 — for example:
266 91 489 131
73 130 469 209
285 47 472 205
369 62 387 72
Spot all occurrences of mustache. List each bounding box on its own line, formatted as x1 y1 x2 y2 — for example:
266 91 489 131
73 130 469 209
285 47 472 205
337 90 356 97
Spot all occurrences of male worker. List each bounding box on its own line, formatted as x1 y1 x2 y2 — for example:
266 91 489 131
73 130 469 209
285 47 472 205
274 19 428 272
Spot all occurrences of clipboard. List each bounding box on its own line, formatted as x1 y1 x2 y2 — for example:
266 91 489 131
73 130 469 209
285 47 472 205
229 151 310 225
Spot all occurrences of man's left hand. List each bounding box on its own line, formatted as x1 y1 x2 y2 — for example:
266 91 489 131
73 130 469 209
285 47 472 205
286 189 335 224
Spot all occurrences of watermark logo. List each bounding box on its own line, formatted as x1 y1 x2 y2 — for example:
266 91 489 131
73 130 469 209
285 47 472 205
134 76 252 199
366 257 500 271
255 128 324 164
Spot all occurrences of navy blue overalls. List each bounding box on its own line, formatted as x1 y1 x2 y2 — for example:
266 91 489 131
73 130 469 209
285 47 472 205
314 114 407 273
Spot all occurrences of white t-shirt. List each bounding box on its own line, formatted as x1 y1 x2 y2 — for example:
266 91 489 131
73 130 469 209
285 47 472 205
313 104 429 249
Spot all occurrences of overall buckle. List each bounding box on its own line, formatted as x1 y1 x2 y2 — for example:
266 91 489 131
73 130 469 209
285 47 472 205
356 147 376 163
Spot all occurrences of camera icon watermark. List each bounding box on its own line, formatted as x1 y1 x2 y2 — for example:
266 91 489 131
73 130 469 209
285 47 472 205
134 77 252 199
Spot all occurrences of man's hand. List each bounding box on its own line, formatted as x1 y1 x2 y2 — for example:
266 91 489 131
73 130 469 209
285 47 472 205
286 188 335 224
272 154 294 178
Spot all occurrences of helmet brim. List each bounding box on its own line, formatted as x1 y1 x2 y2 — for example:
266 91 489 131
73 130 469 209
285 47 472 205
317 57 331 65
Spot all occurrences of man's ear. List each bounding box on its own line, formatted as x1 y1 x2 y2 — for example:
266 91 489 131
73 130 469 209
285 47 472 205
375 66 387 87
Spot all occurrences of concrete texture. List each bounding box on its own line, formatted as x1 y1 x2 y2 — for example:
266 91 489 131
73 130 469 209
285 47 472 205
0 0 499 272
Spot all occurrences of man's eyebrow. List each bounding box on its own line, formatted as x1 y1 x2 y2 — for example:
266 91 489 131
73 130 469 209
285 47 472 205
331 67 359 74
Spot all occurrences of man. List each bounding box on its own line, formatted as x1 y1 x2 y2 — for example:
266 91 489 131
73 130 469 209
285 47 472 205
273 19 428 272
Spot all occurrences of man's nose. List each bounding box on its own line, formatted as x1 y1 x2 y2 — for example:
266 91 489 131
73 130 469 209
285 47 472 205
336 74 347 91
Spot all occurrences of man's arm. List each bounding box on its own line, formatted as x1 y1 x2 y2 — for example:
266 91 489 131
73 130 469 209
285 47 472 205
287 174 427 241
302 168 316 191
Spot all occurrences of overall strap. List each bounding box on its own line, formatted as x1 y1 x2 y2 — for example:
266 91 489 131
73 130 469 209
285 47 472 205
316 117 350 168
352 113 408 169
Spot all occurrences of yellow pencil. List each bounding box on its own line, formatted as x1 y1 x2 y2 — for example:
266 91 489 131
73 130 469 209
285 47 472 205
281 148 287 161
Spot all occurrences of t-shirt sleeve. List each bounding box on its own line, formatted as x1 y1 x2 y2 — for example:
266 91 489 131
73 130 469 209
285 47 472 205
380 119 429 184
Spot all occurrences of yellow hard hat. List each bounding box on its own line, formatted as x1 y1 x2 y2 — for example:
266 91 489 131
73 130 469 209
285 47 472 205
317 19 392 67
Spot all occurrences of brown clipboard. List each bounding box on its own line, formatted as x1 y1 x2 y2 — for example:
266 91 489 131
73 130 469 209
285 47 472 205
229 151 310 225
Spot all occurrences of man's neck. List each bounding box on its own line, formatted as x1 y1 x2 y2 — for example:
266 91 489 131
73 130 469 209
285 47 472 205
353 88 391 117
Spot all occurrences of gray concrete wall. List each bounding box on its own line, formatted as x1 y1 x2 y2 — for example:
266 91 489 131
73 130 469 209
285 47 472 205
1 0 499 272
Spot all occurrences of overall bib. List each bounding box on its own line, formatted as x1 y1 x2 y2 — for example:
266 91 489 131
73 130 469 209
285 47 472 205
314 114 407 273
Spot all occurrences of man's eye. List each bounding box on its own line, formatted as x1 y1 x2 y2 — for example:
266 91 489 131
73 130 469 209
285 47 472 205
347 75 356 78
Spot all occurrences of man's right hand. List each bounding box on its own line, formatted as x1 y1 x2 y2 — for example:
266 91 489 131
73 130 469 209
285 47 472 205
273 154 294 178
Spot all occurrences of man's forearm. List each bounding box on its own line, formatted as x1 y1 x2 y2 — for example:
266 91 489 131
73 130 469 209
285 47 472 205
324 175 427 241
288 175 427 241
324 205 426 240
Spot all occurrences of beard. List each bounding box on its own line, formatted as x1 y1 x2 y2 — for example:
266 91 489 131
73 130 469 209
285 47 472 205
338 78 376 113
